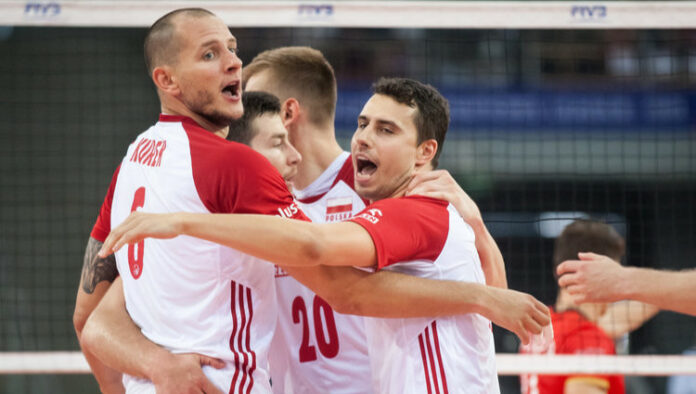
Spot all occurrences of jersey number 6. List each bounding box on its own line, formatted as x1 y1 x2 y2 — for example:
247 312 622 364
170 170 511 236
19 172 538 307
128 187 146 279
292 295 339 362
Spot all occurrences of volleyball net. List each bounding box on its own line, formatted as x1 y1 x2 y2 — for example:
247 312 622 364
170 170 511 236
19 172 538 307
1 1 695 393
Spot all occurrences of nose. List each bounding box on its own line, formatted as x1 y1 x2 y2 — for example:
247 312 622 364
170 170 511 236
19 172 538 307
352 126 372 150
288 144 302 166
225 49 242 72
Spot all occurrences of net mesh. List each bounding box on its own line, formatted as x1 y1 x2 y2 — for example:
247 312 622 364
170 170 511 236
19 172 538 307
1 2 695 393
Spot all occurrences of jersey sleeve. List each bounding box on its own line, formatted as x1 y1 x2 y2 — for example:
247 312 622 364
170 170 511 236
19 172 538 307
90 165 120 242
189 136 308 221
348 196 449 269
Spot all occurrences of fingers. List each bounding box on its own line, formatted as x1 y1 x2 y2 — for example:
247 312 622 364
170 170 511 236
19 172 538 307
557 271 579 288
516 323 530 345
406 170 450 194
556 260 580 277
197 354 225 370
533 303 551 327
98 212 142 257
578 252 600 261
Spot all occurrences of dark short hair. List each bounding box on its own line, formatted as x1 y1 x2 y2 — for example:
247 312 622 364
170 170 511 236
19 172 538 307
226 91 282 145
372 77 450 169
144 8 215 74
553 219 625 281
243 46 337 127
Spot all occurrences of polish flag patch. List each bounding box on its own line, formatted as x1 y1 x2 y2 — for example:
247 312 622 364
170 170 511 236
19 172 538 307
325 197 353 222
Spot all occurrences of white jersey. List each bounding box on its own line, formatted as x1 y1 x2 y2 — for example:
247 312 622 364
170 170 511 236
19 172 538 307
350 196 500 394
99 115 305 394
269 152 373 394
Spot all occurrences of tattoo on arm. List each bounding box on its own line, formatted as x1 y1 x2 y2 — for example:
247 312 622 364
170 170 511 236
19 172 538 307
81 237 118 294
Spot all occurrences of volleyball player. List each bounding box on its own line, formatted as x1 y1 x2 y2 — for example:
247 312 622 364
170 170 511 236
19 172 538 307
77 8 307 393
521 219 629 394
225 90 301 190
244 46 507 393
100 78 553 393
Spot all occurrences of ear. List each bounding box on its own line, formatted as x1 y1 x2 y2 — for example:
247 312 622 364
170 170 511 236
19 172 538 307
281 98 302 129
415 139 437 168
152 66 180 96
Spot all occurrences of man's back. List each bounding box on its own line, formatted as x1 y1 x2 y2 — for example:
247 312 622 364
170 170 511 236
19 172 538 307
108 115 301 393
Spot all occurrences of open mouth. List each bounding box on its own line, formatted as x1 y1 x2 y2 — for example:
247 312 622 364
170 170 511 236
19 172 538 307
356 158 377 177
222 81 240 99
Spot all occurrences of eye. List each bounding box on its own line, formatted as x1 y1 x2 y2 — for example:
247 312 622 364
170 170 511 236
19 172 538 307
380 127 393 134
357 121 367 129
203 51 215 60
229 47 239 55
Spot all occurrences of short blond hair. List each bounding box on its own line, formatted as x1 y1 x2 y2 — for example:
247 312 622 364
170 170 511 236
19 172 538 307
243 46 336 126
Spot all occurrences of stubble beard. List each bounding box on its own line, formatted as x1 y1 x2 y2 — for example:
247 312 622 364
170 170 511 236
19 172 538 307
185 89 240 128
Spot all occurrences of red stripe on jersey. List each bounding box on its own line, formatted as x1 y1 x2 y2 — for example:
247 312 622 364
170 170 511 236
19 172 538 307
229 282 241 394
244 287 256 394
431 321 449 394
424 327 441 394
237 285 249 393
418 334 434 394
228 282 256 394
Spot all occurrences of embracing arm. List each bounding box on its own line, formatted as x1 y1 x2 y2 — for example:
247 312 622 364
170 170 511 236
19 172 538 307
100 212 377 268
81 277 224 394
407 170 507 288
283 265 549 344
99 212 549 342
73 237 123 394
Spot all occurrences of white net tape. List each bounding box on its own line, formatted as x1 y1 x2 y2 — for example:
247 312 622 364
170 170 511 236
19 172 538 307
0 1 695 28
2 352 696 375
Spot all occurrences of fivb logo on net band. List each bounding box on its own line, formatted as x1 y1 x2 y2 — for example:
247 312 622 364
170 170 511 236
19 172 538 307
24 1 61 20
570 4 607 21
297 3 334 19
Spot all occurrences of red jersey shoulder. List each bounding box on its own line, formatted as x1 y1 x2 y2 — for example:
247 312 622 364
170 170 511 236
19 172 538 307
182 120 299 218
350 196 450 269
91 164 121 241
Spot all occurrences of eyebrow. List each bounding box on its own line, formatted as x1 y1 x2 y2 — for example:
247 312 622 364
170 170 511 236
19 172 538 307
200 37 237 49
358 115 400 130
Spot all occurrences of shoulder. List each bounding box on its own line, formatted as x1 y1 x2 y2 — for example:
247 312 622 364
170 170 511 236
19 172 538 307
361 195 448 221
554 310 615 355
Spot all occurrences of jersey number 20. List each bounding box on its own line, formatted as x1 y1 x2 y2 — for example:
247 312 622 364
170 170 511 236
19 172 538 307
292 295 339 362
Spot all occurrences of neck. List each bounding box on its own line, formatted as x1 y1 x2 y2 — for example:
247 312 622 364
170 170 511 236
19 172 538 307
371 165 433 204
161 101 228 137
291 122 344 190
555 291 602 322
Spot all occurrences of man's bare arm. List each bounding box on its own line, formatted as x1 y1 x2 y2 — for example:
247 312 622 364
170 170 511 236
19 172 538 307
73 237 123 394
98 211 549 343
281 265 549 344
407 170 507 288
99 212 377 268
81 277 224 394
597 301 658 339
558 252 696 316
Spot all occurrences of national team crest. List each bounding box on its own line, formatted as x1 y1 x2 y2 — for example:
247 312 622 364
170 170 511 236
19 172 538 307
325 197 353 222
